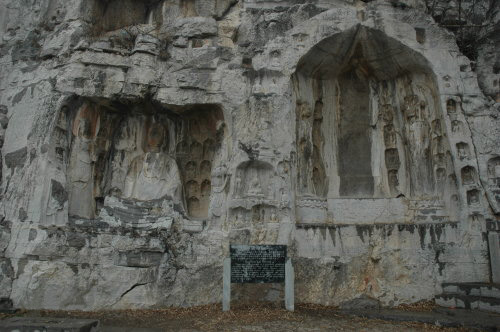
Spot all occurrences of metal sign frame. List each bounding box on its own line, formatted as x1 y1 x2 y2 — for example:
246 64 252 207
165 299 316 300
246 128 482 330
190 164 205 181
222 244 294 311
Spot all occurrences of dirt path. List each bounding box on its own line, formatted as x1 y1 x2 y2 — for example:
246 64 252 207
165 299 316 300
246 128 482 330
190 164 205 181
1 303 482 332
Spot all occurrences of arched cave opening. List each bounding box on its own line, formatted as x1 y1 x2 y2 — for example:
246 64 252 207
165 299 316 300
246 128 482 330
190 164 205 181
293 25 458 223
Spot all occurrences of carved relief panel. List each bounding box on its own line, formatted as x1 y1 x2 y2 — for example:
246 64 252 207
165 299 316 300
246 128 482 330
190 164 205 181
292 26 458 224
56 99 224 221
175 108 224 219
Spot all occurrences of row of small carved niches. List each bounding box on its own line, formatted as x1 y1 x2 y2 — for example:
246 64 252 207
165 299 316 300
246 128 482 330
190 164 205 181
377 75 456 201
295 97 328 198
175 108 223 219
487 157 500 212
380 100 400 197
445 98 485 209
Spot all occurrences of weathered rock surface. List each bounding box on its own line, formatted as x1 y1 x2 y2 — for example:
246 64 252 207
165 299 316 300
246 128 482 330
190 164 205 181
0 0 498 310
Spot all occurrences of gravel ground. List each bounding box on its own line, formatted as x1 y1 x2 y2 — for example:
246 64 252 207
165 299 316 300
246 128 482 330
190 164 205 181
1 302 483 332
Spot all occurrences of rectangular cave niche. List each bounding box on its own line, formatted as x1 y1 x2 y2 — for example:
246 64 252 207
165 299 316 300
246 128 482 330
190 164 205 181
175 107 224 219
53 98 224 222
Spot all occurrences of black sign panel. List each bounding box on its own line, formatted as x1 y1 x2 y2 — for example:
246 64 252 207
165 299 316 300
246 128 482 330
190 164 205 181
230 245 286 283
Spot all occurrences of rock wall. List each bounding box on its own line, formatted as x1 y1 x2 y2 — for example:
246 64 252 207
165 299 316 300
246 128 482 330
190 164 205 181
0 0 498 310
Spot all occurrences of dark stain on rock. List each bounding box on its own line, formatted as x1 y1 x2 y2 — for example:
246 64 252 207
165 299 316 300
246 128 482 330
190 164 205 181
46 228 65 240
68 263 78 274
94 71 107 95
420 208 437 215
0 258 14 278
429 225 436 244
117 250 163 268
66 232 86 249
435 224 443 241
16 258 28 278
11 30 41 63
398 224 415 234
329 227 336 247
29 148 36 163
355 225 373 243
418 225 427 249
12 88 28 105
18 208 27 222
28 229 37 241
433 244 446 276
386 224 394 238
320 227 326 240
51 179 68 205
5 147 27 169
482 232 489 242
74 77 85 89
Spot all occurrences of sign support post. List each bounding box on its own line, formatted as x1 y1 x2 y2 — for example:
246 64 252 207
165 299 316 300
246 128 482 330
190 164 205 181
285 258 294 311
223 257 231 312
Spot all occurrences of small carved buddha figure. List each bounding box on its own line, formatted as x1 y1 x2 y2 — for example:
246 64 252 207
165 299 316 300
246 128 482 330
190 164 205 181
123 122 182 203
248 173 263 196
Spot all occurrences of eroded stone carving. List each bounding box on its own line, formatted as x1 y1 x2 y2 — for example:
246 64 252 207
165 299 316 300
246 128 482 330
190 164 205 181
487 156 500 209
461 166 477 185
175 108 224 219
234 160 274 199
0 0 497 311
292 25 457 224
124 152 182 201
457 142 471 160
446 99 457 114
467 189 481 205
56 100 225 221
68 104 99 219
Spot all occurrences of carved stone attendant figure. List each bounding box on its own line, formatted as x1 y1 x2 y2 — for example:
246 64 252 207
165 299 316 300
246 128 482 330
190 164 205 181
209 164 229 218
406 107 432 195
68 118 96 219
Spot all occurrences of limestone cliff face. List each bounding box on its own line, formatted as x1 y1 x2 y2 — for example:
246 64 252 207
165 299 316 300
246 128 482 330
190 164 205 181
0 0 498 310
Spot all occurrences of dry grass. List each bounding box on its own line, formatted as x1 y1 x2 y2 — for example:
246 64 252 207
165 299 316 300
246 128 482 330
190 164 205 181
0 302 476 332
395 300 437 312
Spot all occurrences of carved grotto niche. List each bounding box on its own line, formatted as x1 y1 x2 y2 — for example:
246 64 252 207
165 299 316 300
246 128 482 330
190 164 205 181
461 166 477 185
174 107 224 219
234 160 274 199
456 142 470 160
488 157 500 187
59 100 184 219
467 189 481 206
229 160 280 225
292 25 458 224
90 0 163 35
50 99 223 221
446 99 457 115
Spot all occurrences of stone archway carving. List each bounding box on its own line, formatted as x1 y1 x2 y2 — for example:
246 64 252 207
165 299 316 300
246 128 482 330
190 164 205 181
292 25 458 224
